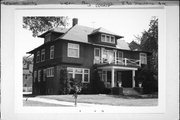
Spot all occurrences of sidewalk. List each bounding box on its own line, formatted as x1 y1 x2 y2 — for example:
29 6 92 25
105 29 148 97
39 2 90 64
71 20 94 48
23 97 113 107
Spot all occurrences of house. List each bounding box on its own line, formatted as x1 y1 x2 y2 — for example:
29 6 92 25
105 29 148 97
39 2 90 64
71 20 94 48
27 18 150 95
23 57 33 92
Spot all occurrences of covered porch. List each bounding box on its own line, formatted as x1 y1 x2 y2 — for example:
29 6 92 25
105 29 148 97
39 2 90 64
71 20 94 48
97 65 143 95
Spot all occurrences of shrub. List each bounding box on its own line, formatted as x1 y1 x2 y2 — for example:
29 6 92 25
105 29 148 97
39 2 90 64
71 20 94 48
136 67 158 94
90 67 106 94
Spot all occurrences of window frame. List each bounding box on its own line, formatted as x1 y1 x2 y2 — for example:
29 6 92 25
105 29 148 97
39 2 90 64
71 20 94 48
46 67 54 77
50 45 54 59
101 34 115 44
140 53 147 64
45 33 51 43
36 51 40 63
67 43 80 58
38 70 41 82
41 49 45 62
67 67 90 83
33 70 37 82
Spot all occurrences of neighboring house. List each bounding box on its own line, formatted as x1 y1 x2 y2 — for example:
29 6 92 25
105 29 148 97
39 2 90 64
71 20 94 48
28 18 150 95
23 57 33 92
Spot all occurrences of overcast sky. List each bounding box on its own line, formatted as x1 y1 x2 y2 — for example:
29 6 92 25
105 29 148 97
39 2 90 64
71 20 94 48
19 8 162 56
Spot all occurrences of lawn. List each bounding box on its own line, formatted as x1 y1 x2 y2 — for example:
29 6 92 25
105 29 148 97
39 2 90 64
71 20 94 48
23 100 72 107
37 94 158 106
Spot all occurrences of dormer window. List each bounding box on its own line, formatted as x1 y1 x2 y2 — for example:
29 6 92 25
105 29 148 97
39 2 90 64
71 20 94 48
101 34 115 44
45 33 51 43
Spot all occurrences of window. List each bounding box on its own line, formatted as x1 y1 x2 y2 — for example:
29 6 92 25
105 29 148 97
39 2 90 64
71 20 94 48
67 67 90 83
140 53 147 64
45 33 51 43
101 34 115 44
50 46 54 59
41 49 45 62
111 36 115 43
102 71 107 82
38 70 41 82
106 35 110 42
101 34 105 42
94 48 100 64
94 48 100 57
36 51 40 63
46 67 54 77
83 69 90 83
68 43 79 58
33 71 37 82
43 69 46 81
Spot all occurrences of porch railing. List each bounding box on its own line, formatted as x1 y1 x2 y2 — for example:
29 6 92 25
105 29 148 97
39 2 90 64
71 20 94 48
94 57 141 67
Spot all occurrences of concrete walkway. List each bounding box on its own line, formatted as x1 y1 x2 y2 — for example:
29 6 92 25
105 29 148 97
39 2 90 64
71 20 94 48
23 97 113 107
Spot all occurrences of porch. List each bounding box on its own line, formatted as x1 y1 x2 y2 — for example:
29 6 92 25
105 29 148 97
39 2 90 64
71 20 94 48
97 65 143 95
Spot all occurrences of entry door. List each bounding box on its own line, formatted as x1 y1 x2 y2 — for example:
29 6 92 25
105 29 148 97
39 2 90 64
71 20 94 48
117 51 123 64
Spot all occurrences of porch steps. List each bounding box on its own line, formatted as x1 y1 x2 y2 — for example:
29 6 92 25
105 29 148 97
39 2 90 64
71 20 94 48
123 88 141 95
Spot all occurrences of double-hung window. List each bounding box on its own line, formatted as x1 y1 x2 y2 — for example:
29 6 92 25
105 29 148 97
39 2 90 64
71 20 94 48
46 67 54 77
36 51 40 63
45 33 51 43
140 53 147 64
41 49 45 62
50 46 54 59
38 70 41 82
101 34 115 44
68 43 79 58
33 71 37 82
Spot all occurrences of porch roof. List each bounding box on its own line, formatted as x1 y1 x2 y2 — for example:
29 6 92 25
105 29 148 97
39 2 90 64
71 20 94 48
97 65 138 71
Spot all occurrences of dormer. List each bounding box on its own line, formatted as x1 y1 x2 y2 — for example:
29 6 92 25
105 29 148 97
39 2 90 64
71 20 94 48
38 28 68 44
88 27 123 47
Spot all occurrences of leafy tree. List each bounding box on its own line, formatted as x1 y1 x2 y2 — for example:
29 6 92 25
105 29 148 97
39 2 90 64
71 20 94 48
69 78 83 107
23 16 69 37
131 16 158 93
130 16 158 75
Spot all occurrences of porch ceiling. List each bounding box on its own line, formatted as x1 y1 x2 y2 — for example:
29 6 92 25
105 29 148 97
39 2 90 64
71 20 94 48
97 66 138 71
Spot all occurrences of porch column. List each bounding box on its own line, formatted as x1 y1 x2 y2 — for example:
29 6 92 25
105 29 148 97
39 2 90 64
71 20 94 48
111 68 115 87
132 70 135 88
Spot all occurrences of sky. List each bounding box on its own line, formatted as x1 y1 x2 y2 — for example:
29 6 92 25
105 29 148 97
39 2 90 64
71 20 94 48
19 8 162 56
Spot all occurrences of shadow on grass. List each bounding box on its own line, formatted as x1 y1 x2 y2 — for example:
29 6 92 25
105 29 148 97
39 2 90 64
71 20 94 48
109 94 158 99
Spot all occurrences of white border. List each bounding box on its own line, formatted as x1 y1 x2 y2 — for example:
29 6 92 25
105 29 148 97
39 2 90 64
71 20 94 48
14 6 166 114
1 4 179 120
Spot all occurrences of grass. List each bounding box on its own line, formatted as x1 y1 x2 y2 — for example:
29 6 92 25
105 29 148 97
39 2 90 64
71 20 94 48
37 94 158 106
23 100 72 107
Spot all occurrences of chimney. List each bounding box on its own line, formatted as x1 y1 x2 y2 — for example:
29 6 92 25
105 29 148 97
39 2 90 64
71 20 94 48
72 18 78 26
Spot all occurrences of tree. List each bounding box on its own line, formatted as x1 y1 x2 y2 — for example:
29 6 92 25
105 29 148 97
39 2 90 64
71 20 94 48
130 16 158 75
130 17 158 93
23 16 69 37
69 78 83 107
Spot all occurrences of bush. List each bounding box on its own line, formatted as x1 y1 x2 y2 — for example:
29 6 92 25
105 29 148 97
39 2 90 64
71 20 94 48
136 67 158 94
90 67 106 94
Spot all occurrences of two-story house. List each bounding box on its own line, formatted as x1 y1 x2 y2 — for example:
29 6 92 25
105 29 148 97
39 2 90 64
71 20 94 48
28 18 150 95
